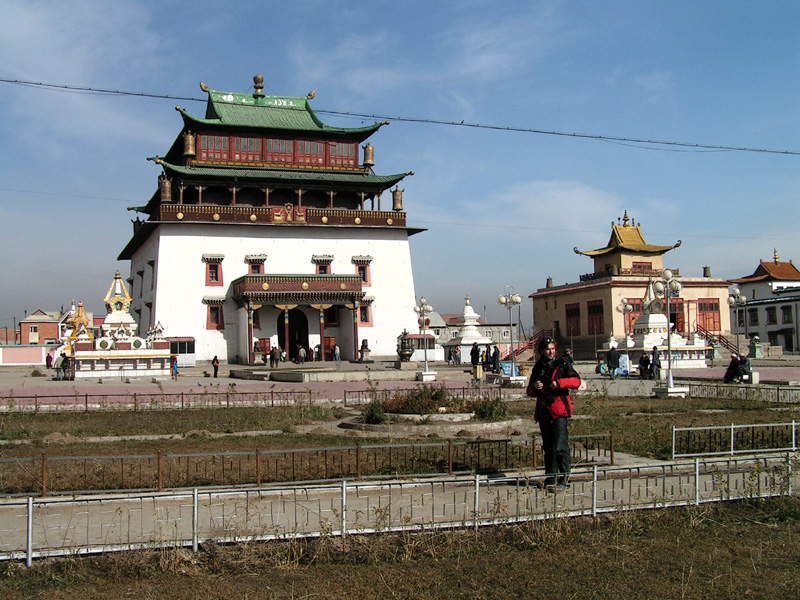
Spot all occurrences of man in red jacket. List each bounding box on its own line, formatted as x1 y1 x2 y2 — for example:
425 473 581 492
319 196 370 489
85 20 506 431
526 338 582 491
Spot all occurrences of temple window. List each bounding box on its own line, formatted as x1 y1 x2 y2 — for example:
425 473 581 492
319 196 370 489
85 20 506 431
317 264 329 274
748 308 759 327
249 264 263 274
632 262 652 273
324 306 339 326
352 256 373 286
207 305 225 330
697 299 720 332
782 306 793 324
359 305 373 326
766 307 777 325
199 135 228 161
587 300 604 335
233 137 261 162
265 138 292 163
203 254 225 287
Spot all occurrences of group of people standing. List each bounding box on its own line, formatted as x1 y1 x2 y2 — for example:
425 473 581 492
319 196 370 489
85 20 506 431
469 342 503 374
723 353 751 383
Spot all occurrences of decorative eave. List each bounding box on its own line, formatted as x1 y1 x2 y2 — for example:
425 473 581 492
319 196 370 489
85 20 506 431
231 273 365 305
730 251 800 284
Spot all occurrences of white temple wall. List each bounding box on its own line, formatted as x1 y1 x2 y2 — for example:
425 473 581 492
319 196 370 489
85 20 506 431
129 223 419 362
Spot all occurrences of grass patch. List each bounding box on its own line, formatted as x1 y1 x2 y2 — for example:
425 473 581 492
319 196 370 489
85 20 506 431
2 498 798 599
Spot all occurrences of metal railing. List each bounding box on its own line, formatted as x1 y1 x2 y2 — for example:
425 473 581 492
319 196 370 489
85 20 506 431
341 385 501 406
673 422 799 459
0 434 613 497
2 454 795 566
688 382 800 404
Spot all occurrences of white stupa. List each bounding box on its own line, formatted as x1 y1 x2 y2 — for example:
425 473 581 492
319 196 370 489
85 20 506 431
445 296 494 364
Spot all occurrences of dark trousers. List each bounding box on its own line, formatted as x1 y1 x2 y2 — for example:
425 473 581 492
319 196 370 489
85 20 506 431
539 416 570 485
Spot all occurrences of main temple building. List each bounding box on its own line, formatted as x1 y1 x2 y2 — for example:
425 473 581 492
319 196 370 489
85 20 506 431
119 75 421 363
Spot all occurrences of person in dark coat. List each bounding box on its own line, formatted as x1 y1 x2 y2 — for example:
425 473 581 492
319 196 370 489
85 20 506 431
526 338 582 490
650 347 662 381
491 345 501 373
470 342 480 366
638 353 651 380
606 346 620 380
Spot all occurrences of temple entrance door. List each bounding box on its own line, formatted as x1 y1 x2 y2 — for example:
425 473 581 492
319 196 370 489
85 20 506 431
277 308 309 361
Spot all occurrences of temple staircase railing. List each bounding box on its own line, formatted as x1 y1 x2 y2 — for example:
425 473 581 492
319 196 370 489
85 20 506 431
696 324 738 355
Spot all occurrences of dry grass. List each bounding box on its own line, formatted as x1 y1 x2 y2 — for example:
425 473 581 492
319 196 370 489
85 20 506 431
2 498 798 599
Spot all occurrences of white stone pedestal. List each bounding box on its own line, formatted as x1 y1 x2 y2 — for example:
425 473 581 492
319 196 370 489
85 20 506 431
652 385 690 398
416 370 437 382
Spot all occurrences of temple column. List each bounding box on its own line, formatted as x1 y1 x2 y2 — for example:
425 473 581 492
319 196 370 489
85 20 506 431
229 187 240 206
178 185 185 204
310 304 332 361
284 308 290 356
246 303 254 365
260 188 271 207
359 192 365 211
295 189 304 208
196 185 206 204
328 191 336 209
352 299 360 361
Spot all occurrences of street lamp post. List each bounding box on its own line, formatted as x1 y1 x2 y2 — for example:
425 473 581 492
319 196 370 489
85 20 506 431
498 287 522 377
653 269 682 389
616 298 633 376
414 296 434 373
727 288 747 355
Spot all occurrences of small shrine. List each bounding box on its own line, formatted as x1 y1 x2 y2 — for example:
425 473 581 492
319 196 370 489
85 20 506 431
65 271 171 380
443 296 494 363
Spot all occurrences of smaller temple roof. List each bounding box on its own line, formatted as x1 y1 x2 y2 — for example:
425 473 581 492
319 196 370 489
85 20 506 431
574 211 681 257
729 249 800 284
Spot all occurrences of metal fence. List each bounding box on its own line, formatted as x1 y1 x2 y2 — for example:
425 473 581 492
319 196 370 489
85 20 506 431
1 454 795 566
688 382 800 404
0 434 613 496
0 385 509 413
673 422 799 459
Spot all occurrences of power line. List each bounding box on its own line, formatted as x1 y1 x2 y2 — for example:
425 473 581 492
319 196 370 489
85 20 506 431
2 78 799 157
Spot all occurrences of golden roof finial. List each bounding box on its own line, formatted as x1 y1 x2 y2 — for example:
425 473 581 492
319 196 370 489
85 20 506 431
774 248 780 263
622 210 630 226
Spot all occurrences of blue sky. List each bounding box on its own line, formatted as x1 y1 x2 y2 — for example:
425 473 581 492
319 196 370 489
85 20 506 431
1 0 799 331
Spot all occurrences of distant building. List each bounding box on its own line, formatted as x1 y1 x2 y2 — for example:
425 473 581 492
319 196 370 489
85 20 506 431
729 249 800 353
530 212 731 359
119 74 421 363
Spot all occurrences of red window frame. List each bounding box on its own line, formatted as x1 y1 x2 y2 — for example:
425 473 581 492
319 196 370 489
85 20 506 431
316 264 330 275
358 305 373 327
697 298 721 332
357 264 371 286
207 305 225 330
206 263 223 286
249 263 263 275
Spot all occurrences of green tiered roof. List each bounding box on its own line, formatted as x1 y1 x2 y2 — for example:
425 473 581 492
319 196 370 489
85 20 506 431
176 89 383 140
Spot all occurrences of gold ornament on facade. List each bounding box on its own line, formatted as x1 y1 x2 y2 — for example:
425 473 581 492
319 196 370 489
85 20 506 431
183 131 196 157
250 214 257 222
177 212 184 220
340 283 347 290
362 142 375 167
387 218 393 225
302 282 309 290
392 187 404 211
261 283 269 291
159 174 172 203
354 217 361 225
322 216 328 224
213 213 220 221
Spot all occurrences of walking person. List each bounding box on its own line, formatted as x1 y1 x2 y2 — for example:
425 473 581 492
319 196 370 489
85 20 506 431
53 352 65 381
212 355 219 378
171 356 179 381
526 338 581 491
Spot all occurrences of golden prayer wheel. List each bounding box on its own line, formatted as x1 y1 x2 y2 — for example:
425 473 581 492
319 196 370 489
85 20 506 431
183 131 196 157
159 174 172 203
392 186 404 211
362 142 375 167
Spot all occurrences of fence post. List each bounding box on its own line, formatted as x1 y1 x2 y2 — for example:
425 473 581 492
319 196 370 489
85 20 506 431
532 437 537 469
343 390 348 407
26 496 33 568
157 452 162 492
356 443 362 480
695 458 700 506
181 392 184 411
609 430 615 465
341 480 347 538
134 393 138 412
793 420 797 452
192 488 199 552
671 426 676 460
730 423 735 456
84 393 88 413
448 440 453 475
256 449 261 487
592 465 598 518
41 453 47 497
474 474 480 531
34 394 38 411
